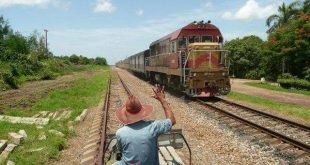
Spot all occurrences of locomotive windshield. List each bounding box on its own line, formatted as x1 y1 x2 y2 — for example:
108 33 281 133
202 36 213 42
189 36 200 43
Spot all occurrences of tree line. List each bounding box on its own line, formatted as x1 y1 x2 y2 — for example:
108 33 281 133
0 16 107 89
224 0 309 83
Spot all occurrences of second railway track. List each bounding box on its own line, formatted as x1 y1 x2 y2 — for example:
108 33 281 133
198 97 310 158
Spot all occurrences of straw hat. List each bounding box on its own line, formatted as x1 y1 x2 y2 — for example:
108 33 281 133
116 95 153 125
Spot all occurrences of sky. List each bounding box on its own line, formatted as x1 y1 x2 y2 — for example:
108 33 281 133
0 0 294 64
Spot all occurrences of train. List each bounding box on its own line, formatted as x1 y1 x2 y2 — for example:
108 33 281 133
116 20 231 97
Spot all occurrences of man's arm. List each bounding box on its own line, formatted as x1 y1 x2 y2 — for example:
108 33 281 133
152 84 176 125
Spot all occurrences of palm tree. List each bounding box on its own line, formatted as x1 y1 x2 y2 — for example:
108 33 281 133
266 1 301 33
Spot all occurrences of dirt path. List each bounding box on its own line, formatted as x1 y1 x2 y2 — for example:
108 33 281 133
0 70 100 113
231 79 310 107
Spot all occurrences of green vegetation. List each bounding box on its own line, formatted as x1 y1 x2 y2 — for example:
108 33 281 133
0 16 108 90
245 82 310 96
224 35 265 79
0 14 110 165
277 78 310 90
224 0 309 83
0 70 110 164
227 91 310 121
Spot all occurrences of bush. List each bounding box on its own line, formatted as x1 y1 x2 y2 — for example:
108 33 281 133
277 78 310 90
3 73 18 89
304 68 310 81
278 73 294 79
245 69 264 79
10 64 20 77
40 69 57 80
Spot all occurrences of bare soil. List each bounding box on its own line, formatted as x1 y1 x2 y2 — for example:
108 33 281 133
231 78 310 107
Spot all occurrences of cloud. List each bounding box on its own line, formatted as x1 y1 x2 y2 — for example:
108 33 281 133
222 11 233 19
94 0 116 13
0 0 50 7
204 2 213 8
221 0 276 20
136 9 143 16
0 0 70 9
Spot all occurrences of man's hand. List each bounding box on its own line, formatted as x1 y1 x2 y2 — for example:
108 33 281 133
152 84 165 102
152 84 176 125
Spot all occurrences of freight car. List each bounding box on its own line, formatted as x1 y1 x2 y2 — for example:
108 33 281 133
116 21 230 97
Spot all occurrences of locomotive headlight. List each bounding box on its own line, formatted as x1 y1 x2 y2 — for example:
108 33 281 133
193 73 197 77
222 72 227 76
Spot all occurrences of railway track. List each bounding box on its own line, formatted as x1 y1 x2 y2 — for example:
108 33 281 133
81 72 132 165
81 73 129 165
96 73 131 165
198 97 310 158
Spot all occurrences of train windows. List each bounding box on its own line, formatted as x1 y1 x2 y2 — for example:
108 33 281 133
202 36 213 42
188 36 200 43
170 41 176 53
178 37 187 49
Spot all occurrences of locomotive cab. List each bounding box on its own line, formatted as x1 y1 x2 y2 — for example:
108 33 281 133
183 43 230 97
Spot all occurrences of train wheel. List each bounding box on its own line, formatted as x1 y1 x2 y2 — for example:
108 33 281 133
218 85 231 95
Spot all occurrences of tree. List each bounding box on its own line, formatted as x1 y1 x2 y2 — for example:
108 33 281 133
302 0 310 13
266 1 301 32
69 54 79 64
224 35 265 79
79 55 91 65
0 16 10 40
266 12 310 80
0 16 11 60
94 57 107 66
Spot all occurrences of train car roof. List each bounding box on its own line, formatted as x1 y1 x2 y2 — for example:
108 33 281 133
150 21 220 46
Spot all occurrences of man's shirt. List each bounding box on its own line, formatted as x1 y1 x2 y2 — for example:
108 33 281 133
113 119 172 165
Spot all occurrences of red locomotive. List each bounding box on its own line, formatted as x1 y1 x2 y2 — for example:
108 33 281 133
116 21 230 97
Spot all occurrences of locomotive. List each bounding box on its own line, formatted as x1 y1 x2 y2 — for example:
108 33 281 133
116 21 230 97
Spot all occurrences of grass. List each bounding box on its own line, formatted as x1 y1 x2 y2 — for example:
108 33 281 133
245 82 310 96
0 121 67 165
0 69 110 164
30 69 110 120
227 91 310 121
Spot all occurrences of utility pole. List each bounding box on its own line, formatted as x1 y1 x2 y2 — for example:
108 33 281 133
44 29 48 53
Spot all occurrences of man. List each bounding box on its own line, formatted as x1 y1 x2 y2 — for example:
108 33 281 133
113 85 176 165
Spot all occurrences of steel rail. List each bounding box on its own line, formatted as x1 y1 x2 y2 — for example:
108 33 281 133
217 97 310 131
198 100 310 153
118 73 132 96
96 78 111 165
